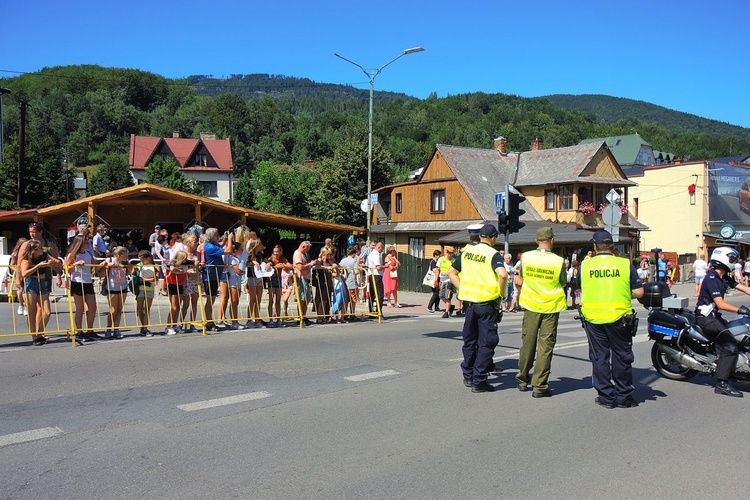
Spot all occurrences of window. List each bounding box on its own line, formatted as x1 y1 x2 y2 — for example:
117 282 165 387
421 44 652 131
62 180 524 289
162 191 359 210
395 193 403 213
431 189 445 213
559 185 573 210
195 154 207 166
594 186 606 208
409 237 424 259
544 190 555 211
198 181 218 197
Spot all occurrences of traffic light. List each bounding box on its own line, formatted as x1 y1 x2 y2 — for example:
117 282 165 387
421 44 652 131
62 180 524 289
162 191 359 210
508 191 526 234
497 211 509 234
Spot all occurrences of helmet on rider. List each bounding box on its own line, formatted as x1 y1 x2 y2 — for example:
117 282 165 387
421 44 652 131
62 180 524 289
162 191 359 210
709 246 739 274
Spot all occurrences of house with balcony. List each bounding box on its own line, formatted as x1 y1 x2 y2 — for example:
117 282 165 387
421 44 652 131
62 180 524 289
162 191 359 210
128 133 235 202
371 137 647 264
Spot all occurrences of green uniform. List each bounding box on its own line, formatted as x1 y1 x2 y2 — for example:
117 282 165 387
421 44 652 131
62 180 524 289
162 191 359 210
516 249 566 393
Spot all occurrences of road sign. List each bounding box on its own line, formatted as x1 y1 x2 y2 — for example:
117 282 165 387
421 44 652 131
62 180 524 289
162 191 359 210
370 193 378 205
495 192 505 214
360 199 370 213
601 204 620 242
605 189 621 205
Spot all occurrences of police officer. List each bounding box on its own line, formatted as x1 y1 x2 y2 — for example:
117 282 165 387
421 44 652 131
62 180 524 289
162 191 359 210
695 246 750 397
581 230 644 408
515 227 566 398
448 223 507 393
455 224 483 318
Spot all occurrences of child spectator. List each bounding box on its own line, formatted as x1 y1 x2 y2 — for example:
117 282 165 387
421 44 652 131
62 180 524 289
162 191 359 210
103 246 131 339
136 250 157 336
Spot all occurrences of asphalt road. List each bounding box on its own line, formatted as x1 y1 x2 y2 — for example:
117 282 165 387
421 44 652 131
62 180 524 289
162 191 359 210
1 282 748 499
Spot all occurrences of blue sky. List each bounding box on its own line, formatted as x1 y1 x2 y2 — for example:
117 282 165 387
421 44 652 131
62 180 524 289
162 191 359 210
4 0 749 128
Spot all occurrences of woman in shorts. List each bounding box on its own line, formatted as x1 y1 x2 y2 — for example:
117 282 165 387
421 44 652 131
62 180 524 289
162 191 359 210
245 238 265 327
267 245 291 327
136 250 157 336
180 235 202 333
103 246 131 339
65 235 99 340
164 250 187 335
19 240 55 345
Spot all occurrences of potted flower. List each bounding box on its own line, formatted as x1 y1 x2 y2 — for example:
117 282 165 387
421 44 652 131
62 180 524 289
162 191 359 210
578 201 595 215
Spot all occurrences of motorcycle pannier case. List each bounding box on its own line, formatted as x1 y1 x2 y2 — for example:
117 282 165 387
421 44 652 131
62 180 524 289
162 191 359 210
647 309 685 338
638 281 671 308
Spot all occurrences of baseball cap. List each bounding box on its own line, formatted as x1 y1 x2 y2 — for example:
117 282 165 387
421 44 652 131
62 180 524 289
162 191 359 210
479 223 498 238
591 229 613 245
536 227 554 241
444 246 456 254
154 224 161 229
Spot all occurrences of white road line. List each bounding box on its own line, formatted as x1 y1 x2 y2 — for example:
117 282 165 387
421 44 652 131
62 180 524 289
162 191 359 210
447 335 649 362
177 391 273 412
345 369 400 382
0 427 64 447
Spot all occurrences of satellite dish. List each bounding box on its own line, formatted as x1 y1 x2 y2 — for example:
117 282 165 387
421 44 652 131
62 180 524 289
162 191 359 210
360 199 370 213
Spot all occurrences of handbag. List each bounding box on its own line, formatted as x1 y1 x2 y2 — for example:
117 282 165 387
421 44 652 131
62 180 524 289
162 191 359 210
422 269 436 287
390 269 398 278
514 274 523 287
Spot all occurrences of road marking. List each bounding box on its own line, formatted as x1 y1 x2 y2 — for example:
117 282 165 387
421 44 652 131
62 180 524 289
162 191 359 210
177 391 273 412
448 335 650 362
345 369 400 382
0 427 64 447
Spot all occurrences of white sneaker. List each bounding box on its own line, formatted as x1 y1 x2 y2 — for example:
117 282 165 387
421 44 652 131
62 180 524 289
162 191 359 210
23 306 28 316
165 327 176 335
16 305 24 315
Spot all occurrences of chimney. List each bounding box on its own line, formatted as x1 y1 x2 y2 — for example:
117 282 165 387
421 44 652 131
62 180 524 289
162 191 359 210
493 136 507 155
531 138 544 151
172 131 180 138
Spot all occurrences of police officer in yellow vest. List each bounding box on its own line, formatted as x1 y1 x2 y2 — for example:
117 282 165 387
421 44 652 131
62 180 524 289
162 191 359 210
515 227 566 397
448 223 508 393
581 230 644 409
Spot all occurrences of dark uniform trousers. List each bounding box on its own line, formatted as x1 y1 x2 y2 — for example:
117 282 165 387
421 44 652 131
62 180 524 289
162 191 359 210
584 320 634 405
461 302 499 383
695 314 739 381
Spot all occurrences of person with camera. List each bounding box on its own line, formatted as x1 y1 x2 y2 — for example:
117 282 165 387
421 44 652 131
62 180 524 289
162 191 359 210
695 246 750 397
581 230 644 408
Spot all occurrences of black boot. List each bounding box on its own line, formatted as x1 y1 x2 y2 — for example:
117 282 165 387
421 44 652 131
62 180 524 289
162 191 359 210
715 380 743 397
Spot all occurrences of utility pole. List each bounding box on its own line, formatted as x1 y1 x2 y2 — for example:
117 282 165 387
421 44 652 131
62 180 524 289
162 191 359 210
17 100 27 208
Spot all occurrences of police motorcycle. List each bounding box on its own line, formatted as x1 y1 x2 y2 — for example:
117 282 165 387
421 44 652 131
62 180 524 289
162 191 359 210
640 281 750 381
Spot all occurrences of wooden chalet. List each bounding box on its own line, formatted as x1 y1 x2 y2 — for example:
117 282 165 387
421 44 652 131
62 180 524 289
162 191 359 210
371 137 648 262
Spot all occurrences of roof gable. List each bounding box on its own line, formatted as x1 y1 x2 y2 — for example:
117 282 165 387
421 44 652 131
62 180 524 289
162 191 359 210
579 133 652 166
129 135 233 171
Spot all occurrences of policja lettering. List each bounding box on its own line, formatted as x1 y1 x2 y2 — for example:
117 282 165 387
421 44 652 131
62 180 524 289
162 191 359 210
589 268 621 278
463 251 486 263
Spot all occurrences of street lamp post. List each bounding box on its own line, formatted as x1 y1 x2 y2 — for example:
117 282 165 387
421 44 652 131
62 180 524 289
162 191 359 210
0 87 10 163
334 47 424 234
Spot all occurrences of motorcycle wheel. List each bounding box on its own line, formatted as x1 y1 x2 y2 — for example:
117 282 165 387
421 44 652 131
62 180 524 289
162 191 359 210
651 343 698 381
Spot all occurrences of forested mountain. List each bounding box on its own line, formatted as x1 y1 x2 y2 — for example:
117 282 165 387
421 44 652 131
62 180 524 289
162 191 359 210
542 94 750 139
1 65 749 226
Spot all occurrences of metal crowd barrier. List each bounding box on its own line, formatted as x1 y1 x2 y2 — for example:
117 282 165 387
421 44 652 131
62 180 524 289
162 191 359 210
0 262 385 346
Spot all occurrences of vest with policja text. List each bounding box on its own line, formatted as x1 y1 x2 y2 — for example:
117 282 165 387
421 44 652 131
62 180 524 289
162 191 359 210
457 243 503 303
518 249 566 313
580 254 632 324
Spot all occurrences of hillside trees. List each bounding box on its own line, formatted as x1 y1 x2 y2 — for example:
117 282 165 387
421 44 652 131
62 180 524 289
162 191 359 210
144 156 203 195
87 153 134 195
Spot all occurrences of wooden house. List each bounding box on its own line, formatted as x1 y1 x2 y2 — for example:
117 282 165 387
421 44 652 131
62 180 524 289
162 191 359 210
371 137 647 263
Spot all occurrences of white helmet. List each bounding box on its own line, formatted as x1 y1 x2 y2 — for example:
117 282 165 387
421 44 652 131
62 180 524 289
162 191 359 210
710 246 739 273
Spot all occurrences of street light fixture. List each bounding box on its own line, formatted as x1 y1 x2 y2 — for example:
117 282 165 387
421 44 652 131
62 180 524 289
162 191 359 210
334 47 424 234
0 87 10 163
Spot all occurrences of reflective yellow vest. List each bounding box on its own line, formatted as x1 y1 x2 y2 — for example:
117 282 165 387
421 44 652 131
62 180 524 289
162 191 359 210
581 254 632 324
457 243 503 303
518 249 566 313
438 255 454 280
